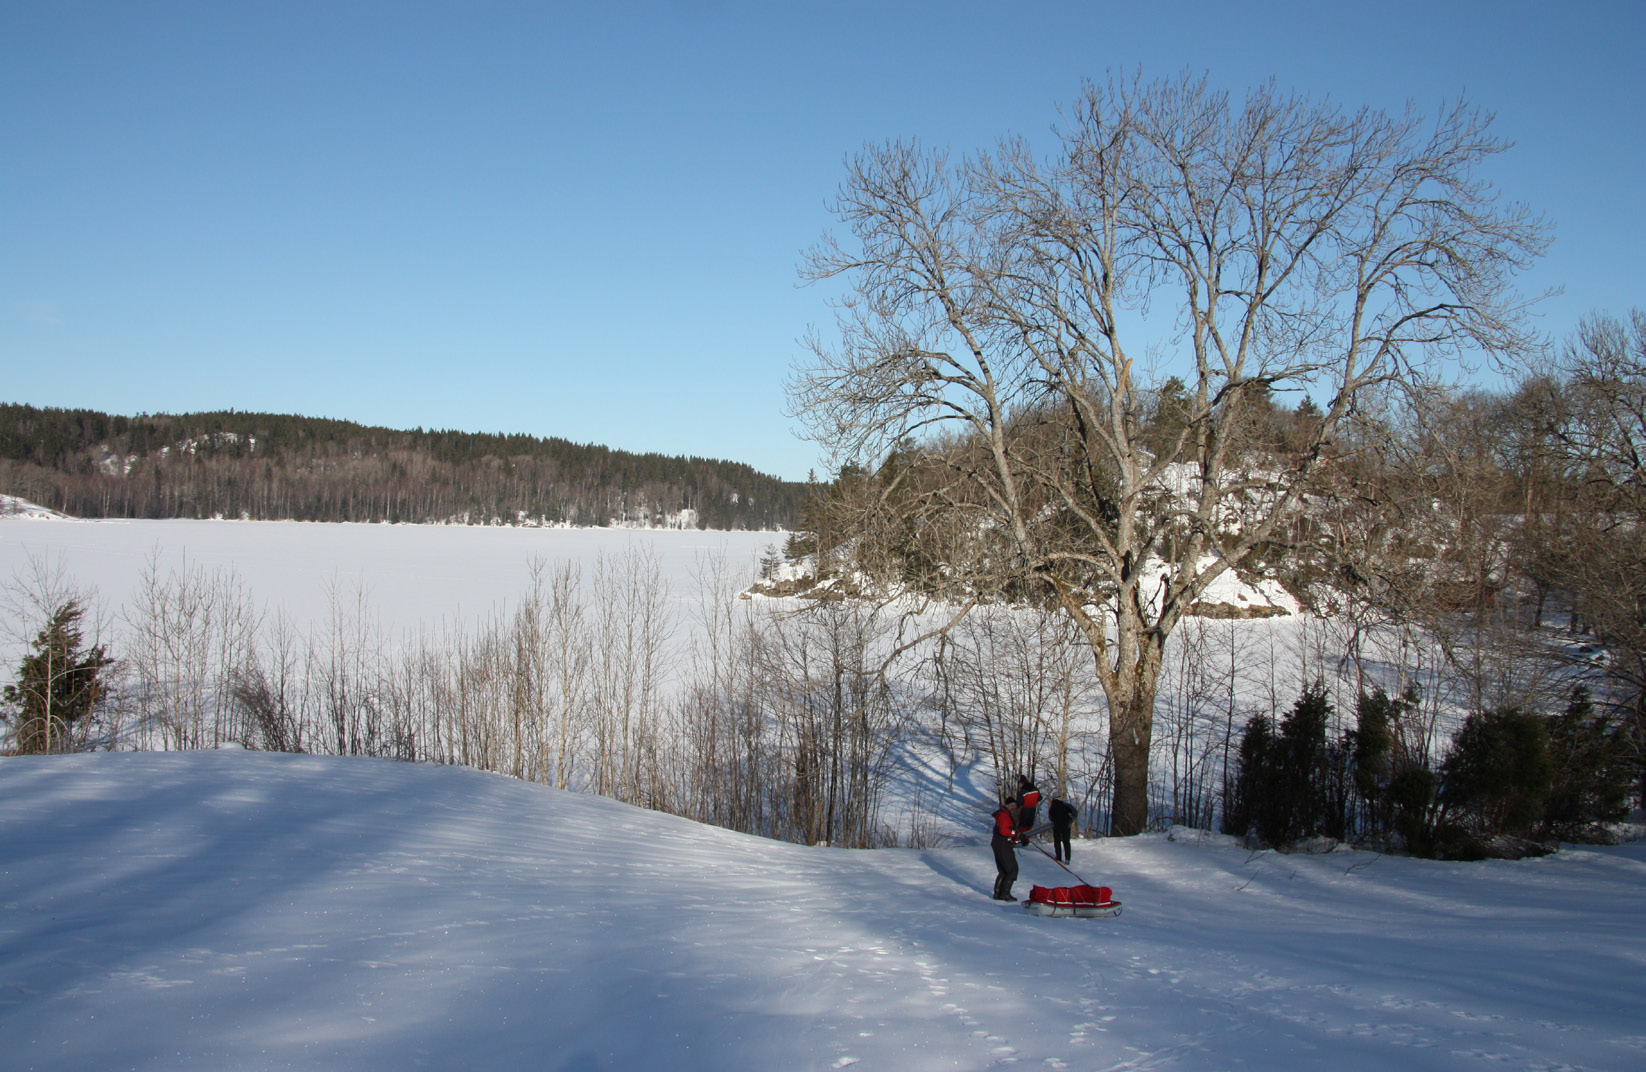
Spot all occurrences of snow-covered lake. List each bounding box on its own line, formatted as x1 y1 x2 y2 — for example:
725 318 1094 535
0 515 778 652
2 750 1640 1071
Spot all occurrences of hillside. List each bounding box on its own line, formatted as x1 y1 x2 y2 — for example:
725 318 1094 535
1 750 1641 1071
0 403 808 529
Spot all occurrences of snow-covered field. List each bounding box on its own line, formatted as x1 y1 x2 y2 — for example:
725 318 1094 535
2 750 1641 1071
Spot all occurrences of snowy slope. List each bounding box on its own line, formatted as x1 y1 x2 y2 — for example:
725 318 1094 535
2 752 1641 1071
0 494 68 520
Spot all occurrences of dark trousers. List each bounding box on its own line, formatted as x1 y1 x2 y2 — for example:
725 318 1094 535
991 834 1018 899
1052 825 1072 863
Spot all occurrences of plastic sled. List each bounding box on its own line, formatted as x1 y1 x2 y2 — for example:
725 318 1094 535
1023 883 1122 918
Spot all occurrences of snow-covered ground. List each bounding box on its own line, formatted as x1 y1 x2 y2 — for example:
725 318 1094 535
1 750 1640 1071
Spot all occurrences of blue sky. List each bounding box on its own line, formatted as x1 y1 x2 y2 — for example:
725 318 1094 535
3 2 1642 482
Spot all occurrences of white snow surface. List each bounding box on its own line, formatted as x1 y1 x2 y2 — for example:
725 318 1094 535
3 750 1641 1071
0 515 777 658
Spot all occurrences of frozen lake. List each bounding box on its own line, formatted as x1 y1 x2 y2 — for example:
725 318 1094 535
0 516 779 653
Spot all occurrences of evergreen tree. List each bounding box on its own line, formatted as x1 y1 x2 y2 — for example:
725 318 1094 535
1224 714 1273 840
1271 684 1333 845
2 600 113 754
1350 687 1395 830
1226 685 1339 846
1542 686 1634 839
1387 765 1440 855
1439 707 1552 838
1351 686 1424 843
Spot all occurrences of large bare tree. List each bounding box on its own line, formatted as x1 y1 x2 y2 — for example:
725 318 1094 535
789 73 1546 834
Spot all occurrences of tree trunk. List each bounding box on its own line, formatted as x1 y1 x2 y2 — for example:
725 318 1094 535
1097 632 1164 837
1107 682 1158 836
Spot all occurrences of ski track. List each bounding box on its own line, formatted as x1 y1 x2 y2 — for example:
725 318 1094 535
1 752 1642 1071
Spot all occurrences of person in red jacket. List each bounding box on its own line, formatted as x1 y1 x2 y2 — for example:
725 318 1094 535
991 796 1022 900
1016 774 1041 845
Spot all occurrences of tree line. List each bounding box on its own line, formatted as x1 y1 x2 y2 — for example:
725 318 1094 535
0 405 807 530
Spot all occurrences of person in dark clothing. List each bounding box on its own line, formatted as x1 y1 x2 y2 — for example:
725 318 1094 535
1048 796 1078 863
1016 774 1040 844
990 796 1021 900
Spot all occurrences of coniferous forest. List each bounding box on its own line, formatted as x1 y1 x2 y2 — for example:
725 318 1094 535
0 404 807 529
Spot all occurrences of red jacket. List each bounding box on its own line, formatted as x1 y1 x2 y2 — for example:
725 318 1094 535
992 806 1020 839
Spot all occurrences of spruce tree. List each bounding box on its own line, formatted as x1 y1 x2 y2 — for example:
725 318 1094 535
2 600 113 754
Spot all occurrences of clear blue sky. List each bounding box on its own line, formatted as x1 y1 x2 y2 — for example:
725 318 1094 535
4 2 1642 482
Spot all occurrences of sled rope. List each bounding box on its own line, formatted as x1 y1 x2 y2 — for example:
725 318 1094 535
1028 837 1095 886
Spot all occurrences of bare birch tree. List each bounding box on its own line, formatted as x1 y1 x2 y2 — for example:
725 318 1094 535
590 547 674 802
126 551 261 750
790 73 1546 834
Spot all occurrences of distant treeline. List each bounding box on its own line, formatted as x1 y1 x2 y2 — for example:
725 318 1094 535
0 404 808 529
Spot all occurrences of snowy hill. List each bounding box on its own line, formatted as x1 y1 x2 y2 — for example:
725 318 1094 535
2 752 1641 1071
0 493 68 520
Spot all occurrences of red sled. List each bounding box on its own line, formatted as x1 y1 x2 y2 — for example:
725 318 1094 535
1023 884 1121 918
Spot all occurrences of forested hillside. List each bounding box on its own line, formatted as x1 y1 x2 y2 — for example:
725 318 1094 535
0 404 807 529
